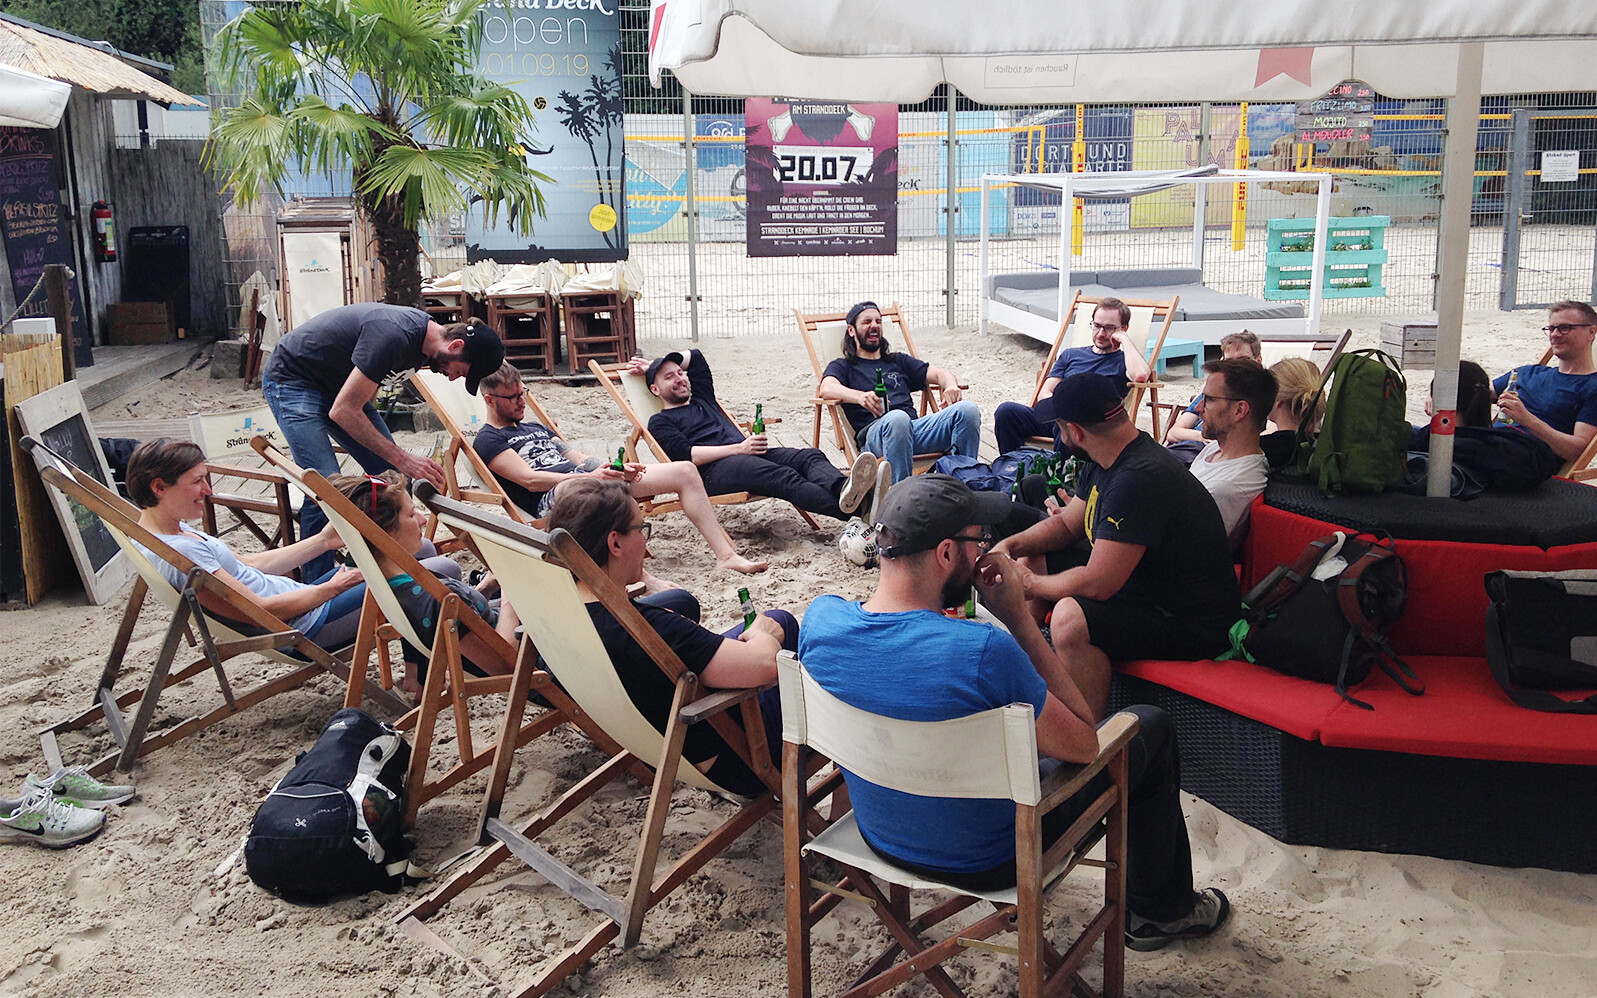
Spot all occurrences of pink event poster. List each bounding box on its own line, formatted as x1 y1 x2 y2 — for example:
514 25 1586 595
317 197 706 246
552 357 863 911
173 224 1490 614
744 98 898 257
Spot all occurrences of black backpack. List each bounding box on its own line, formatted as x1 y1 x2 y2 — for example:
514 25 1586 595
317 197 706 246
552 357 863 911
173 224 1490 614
1232 532 1424 709
1484 570 1597 714
245 708 418 901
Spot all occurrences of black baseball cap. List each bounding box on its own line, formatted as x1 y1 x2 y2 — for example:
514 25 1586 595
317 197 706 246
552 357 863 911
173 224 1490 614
644 351 686 386
1031 373 1128 425
460 319 505 395
875 474 1013 558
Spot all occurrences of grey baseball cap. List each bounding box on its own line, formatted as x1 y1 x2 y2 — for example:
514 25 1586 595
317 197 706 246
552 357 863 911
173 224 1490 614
875 474 1012 558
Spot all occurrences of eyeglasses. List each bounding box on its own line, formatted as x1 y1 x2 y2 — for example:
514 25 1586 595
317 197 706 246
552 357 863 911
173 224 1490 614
1089 322 1124 334
1542 323 1595 334
365 476 386 516
949 530 992 551
1201 394 1245 406
616 521 652 539
484 391 525 402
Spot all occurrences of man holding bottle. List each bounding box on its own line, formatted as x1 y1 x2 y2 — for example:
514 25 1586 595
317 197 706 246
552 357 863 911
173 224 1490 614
640 350 884 523
817 301 982 483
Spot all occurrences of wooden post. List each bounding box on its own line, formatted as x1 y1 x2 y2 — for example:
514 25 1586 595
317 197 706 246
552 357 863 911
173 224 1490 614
44 264 74 381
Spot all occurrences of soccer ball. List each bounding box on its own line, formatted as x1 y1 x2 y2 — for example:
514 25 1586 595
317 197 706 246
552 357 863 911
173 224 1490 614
838 517 878 568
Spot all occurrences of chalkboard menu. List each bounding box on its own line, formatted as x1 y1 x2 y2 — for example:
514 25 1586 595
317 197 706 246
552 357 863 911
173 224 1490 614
0 126 91 368
1296 80 1376 144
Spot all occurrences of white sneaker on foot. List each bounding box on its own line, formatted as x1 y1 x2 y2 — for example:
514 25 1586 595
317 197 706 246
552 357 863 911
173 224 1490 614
25 765 136 809
864 459 892 528
0 788 106 848
838 451 877 514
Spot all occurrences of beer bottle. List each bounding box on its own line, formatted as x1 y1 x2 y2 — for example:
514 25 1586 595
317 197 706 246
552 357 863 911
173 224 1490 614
1046 458 1064 494
738 587 757 629
874 367 888 405
611 447 626 471
965 589 977 619
1501 369 1520 425
752 403 765 435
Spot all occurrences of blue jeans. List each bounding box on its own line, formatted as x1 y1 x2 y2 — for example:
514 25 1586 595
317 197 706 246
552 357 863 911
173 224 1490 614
262 377 398 579
863 400 982 483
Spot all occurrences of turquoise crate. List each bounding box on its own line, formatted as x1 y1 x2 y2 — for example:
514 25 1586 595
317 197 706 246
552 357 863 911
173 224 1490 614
1265 215 1390 299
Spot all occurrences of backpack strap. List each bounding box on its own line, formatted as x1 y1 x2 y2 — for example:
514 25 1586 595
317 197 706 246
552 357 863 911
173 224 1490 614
1244 533 1340 618
1336 545 1425 698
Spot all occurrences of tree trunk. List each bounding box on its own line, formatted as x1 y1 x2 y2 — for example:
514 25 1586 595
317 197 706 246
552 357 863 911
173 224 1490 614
367 189 422 307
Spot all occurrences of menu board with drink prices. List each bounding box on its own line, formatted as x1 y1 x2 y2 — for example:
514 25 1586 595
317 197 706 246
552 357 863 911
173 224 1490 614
1296 80 1376 145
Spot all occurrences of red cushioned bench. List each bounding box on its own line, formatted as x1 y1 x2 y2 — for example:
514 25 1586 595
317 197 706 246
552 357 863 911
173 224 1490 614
1108 484 1597 873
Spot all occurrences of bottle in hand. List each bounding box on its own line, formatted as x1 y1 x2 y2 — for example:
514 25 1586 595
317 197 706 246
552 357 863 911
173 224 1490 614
738 587 757 629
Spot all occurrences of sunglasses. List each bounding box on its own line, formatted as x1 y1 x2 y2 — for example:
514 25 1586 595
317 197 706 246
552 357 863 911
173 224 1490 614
949 530 992 550
366 476 387 516
485 391 525 402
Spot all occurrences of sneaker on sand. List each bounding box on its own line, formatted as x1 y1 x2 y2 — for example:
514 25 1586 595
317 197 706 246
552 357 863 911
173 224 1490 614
838 451 878 514
864 459 892 528
25 765 136 809
0 788 106 848
1126 888 1231 952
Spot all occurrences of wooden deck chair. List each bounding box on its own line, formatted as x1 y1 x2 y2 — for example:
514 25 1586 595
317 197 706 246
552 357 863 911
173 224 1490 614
20 436 408 777
397 485 833 998
780 653 1138 998
1256 327 1352 370
250 437 620 830
795 302 962 473
409 370 533 525
589 358 823 529
188 405 299 552
1025 292 1177 446
1521 345 1597 482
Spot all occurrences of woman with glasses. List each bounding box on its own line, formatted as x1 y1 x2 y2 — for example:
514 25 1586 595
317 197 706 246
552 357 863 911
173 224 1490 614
127 438 371 651
547 478 795 795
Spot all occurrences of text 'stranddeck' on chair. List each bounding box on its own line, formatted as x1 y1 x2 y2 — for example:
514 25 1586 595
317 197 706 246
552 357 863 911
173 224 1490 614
589 358 822 529
251 437 617 830
795 302 965 474
398 485 833 998
780 653 1138 998
188 405 300 552
21 436 408 777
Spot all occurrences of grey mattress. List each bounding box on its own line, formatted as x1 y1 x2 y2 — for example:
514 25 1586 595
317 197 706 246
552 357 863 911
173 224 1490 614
988 271 1304 323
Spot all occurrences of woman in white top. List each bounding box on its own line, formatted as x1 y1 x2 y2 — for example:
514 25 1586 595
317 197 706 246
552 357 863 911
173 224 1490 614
128 438 369 648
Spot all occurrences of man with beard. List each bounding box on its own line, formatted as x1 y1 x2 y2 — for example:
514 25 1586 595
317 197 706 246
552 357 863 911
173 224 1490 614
992 374 1239 720
640 350 886 524
262 302 504 576
817 301 982 483
1186 358 1275 553
992 297 1151 455
799 474 1231 950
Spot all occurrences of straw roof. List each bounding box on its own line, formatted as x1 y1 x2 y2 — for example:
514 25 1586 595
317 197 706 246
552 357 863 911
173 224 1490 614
0 16 198 107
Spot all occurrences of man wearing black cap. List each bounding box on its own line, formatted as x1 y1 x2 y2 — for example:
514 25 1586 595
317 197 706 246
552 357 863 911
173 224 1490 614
262 301 504 576
800 474 1231 951
992 374 1240 720
638 350 885 523
817 301 981 483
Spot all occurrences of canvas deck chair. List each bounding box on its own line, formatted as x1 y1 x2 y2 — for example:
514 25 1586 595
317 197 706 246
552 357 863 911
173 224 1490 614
589 358 823 529
409 370 533 526
795 302 968 473
780 653 1138 998
250 437 620 829
397 485 832 998
20 436 407 777
188 405 299 552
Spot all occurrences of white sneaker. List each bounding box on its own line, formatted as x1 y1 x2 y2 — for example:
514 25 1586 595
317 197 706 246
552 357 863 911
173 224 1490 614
0 788 106 848
864 459 892 528
25 765 136 809
838 451 878 514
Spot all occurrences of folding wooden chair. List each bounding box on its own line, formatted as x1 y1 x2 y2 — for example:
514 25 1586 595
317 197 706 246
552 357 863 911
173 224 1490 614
187 405 300 552
589 358 823 529
398 486 833 998
795 302 963 474
250 437 618 829
21 435 408 777
409 370 533 525
780 653 1139 998
1255 327 1352 370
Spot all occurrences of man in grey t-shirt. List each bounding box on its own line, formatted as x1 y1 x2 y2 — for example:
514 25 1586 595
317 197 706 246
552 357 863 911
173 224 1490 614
261 302 503 572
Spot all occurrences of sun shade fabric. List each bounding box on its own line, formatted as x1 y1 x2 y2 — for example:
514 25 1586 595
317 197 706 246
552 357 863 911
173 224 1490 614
0 62 70 128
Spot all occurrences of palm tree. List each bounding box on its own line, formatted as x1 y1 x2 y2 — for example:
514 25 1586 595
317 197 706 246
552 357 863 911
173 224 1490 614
206 0 551 306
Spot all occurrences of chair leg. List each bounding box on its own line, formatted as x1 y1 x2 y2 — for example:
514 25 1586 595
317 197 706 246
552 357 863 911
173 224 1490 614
622 676 694 946
345 590 382 710
783 740 814 998
402 628 454 830
1016 803 1045 998
116 597 195 772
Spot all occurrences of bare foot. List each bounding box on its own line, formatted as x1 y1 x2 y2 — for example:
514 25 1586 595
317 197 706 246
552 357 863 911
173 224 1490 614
641 570 681 595
718 554 770 574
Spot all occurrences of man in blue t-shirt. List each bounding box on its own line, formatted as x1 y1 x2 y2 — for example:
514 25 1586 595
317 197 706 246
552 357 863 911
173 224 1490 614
800 474 1230 950
817 301 981 483
992 297 1151 455
1493 300 1597 467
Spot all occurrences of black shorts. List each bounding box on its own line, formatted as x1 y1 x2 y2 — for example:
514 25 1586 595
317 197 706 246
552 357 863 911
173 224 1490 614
1069 593 1229 663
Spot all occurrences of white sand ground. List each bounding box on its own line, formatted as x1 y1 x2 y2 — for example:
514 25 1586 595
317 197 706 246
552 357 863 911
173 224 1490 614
2 307 1595 998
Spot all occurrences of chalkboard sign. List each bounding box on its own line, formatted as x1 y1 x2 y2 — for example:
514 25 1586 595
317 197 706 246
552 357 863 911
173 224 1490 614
1296 80 1376 145
0 126 91 369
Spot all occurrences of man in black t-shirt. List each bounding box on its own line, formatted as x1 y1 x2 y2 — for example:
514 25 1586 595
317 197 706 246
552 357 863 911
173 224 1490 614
472 362 767 574
640 350 883 522
262 302 503 576
993 374 1240 719
817 301 981 483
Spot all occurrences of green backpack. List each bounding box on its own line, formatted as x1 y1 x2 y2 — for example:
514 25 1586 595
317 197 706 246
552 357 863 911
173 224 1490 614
1306 349 1409 496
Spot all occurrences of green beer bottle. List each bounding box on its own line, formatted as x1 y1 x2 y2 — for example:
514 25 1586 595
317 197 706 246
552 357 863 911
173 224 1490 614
752 403 765 435
965 589 977 619
738 587 757 629
1501 369 1520 425
874 367 888 405
611 447 626 471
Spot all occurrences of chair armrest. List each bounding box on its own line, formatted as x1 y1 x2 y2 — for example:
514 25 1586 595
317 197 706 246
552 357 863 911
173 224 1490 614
810 397 841 407
206 462 287 484
1037 711 1140 813
679 678 778 725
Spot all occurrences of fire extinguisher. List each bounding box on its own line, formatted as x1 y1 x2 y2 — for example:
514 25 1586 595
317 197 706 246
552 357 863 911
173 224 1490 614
91 200 116 263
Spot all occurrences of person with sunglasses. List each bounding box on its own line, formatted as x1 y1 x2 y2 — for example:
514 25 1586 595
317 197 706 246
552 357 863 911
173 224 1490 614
472 362 768 575
1492 300 1597 464
547 479 797 795
799 474 1231 951
992 297 1151 456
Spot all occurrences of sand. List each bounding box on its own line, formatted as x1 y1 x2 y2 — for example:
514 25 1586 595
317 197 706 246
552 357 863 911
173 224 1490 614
2 307 1595 998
